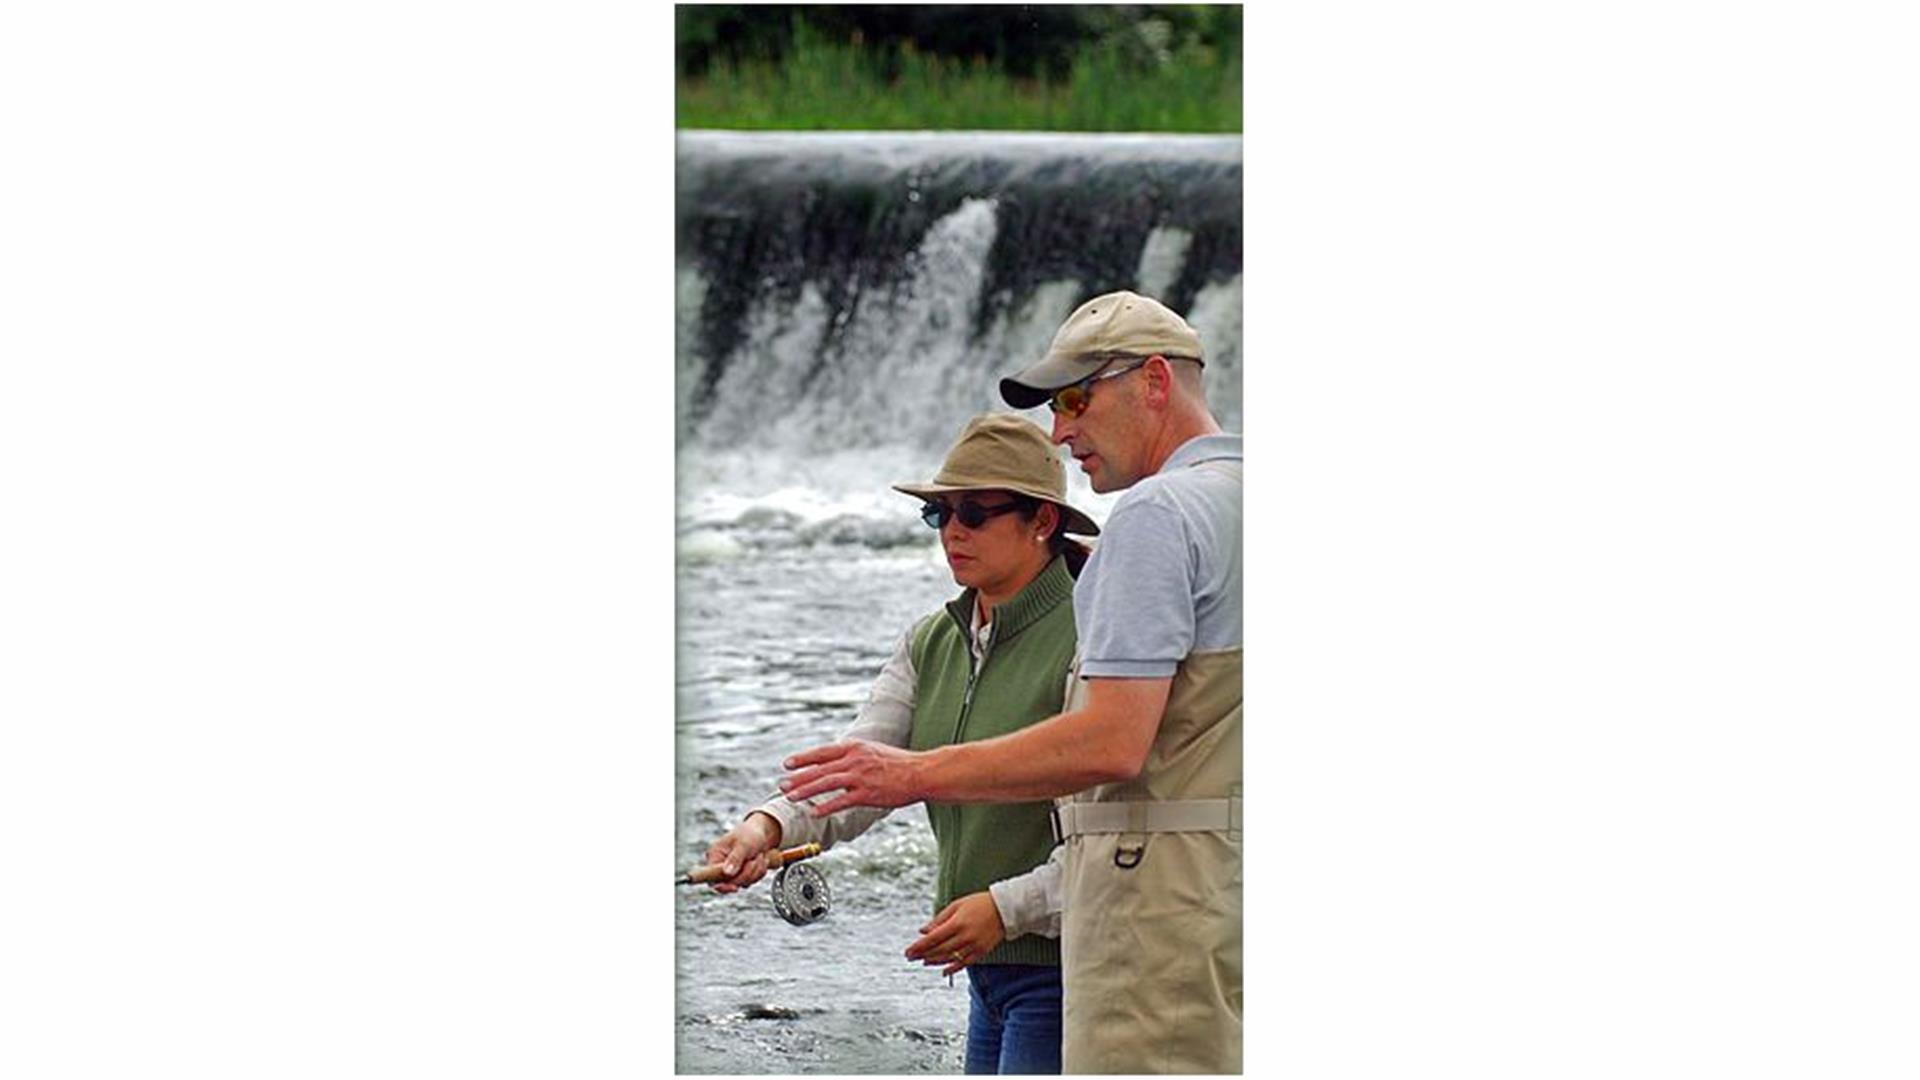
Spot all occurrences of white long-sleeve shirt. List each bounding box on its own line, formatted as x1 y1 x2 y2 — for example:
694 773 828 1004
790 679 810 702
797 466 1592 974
748 605 1065 939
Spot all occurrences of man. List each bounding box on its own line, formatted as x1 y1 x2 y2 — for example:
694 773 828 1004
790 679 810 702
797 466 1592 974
781 290 1242 1073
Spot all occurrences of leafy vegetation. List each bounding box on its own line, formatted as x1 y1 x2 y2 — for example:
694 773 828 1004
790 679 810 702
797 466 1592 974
676 6 1241 132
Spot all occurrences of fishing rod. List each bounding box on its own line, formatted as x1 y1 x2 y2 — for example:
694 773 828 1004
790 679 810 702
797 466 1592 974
677 842 822 885
678 843 832 925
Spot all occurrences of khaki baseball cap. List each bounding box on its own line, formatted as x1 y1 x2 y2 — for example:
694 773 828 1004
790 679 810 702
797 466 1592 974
999 290 1205 409
892 413 1100 537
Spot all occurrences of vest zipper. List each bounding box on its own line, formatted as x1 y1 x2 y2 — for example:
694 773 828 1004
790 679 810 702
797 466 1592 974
942 617 994 908
953 633 993 744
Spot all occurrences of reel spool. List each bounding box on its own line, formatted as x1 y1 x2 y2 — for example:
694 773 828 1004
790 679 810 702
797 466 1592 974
770 861 831 925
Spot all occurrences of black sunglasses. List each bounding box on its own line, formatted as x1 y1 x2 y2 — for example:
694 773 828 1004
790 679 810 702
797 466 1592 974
920 497 1030 530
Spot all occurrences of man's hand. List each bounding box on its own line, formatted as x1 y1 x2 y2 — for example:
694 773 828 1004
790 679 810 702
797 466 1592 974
701 811 782 894
779 740 927 816
905 891 1007 977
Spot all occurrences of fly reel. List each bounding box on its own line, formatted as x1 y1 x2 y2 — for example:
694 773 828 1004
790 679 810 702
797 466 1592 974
770 861 831 925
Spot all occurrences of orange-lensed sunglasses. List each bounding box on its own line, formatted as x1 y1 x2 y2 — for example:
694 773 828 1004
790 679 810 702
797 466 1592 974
1046 358 1150 416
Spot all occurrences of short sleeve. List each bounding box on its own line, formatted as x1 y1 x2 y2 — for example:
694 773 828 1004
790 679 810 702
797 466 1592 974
1073 496 1194 678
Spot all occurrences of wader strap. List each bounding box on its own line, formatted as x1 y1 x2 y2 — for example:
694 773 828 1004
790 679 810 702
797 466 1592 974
1050 797 1242 841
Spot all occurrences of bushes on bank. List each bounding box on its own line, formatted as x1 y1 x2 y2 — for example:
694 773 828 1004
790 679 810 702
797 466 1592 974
675 6 1241 133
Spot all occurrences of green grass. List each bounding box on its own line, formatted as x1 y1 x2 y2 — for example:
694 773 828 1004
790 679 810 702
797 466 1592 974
677 33 1241 132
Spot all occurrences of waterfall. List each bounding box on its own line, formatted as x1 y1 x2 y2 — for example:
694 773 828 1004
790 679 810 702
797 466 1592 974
676 130 1242 549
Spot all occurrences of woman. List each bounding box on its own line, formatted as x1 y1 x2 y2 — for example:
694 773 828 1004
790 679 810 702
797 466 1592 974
704 412 1098 1075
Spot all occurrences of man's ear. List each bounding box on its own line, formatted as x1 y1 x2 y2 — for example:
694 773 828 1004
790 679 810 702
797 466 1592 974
1142 354 1177 407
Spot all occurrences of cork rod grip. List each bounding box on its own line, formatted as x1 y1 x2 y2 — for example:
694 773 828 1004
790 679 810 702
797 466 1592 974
679 842 822 885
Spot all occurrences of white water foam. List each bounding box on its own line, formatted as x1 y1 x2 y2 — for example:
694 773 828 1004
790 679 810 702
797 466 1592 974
1136 226 1194 301
680 202 1235 554
1188 274 1244 432
690 197 1005 459
804 196 1003 450
678 129 1244 169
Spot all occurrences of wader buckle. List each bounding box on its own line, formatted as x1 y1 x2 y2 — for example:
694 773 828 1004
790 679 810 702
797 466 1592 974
1114 844 1145 869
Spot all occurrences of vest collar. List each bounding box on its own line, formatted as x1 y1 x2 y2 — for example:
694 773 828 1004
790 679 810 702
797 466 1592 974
943 555 1074 643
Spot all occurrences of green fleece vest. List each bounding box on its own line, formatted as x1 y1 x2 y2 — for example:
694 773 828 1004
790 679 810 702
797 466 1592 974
908 554 1076 967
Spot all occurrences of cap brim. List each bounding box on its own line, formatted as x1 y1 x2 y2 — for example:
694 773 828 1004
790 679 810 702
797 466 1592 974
998 378 1051 409
997 352 1112 409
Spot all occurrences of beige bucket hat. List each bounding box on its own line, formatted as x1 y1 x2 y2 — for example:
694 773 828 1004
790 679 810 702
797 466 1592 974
892 413 1100 537
999 289 1205 409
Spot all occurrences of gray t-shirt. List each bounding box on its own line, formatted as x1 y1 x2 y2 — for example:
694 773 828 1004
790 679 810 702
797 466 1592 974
1075 434 1243 679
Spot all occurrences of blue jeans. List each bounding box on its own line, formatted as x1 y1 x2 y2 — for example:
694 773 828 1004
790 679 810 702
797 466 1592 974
963 963 1062 1074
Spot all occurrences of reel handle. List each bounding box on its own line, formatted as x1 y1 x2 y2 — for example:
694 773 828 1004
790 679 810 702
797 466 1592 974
679 842 822 885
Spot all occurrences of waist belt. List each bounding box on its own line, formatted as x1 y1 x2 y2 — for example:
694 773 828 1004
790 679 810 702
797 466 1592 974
1050 796 1242 841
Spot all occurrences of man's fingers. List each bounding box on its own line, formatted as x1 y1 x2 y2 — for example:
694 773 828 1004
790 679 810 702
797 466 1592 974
783 770 853 806
776 765 828 798
782 742 852 769
779 763 853 801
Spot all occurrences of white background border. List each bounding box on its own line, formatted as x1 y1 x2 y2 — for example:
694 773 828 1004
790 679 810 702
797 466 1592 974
5 2 1916 1075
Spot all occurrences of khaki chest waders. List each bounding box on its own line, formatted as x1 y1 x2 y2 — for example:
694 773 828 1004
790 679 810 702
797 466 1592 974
1056 646 1243 1074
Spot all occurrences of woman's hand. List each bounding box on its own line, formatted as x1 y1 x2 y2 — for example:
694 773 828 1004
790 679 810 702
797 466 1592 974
905 891 1006 976
702 811 783 893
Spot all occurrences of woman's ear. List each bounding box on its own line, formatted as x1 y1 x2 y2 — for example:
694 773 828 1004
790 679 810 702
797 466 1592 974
1037 501 1061 538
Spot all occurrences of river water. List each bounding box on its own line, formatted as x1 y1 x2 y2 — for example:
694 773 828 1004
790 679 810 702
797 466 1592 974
672 444 1132 1073
673 538 965 1073
674 130 1240 1072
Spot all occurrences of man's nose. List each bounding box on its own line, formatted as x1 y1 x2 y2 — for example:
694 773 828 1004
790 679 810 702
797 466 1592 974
1050 410 1073 444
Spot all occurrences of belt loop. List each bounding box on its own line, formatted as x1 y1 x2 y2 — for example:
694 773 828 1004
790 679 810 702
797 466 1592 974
1049 803 1064 844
